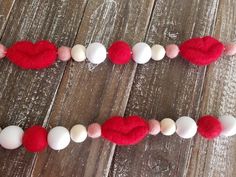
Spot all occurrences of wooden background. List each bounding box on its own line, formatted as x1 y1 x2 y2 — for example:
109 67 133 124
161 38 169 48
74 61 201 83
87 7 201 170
0 0 236 176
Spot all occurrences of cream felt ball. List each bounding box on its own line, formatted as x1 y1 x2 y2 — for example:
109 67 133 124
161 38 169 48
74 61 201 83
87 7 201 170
219 115 236 137
71 44 86 62
86 42 107 64
70 124 87 143
47 126 70 150
176 116 197 139
132 42 152 64
0 125 24 149
160 118 176 136
151 44 165 61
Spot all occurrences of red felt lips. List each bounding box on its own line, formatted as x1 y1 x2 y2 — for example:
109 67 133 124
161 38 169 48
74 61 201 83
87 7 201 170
6 40 57 69
179 36 224 66
101 115 149 145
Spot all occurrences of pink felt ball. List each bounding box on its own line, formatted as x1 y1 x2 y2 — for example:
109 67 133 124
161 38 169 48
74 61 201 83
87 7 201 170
165 44 179 59
58 46 71 61
87 123 101 138
0 44 7 59
224 43 236 56
148 119 160 135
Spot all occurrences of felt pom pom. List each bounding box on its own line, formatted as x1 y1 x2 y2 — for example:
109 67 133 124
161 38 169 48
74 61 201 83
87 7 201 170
179 36 224 66
148 119 160 135
101 115 149 145
71 44 86 62
224 43 236 56
176 116 197 139
132 43 152 64
197 115 222 139
86 43 106 64
160 118 176 136
0 125 24 149
22 125 48 152
6 40 57 69
47 126 70 150
87 123 101 138
58 46 71 61
70 124 87 143
0 44 7 59
219 115 236 137
108 41 131 64
165 44 179 59
151 44 166 61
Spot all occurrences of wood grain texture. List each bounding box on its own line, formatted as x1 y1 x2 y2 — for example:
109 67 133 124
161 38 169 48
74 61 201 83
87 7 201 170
0 0 87 176
187 0 236 177
109 0 220 177
0 0 236 177
0 0 15 35
32 0 155 177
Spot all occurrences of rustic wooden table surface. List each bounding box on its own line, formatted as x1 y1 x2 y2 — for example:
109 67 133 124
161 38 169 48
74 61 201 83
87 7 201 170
0 0 236 177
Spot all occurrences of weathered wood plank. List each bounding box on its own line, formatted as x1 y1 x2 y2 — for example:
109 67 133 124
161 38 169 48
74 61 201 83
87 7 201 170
31 0 155 176
0 0 15 35
187 0 236 177
0 0 87 176
109 0 220 177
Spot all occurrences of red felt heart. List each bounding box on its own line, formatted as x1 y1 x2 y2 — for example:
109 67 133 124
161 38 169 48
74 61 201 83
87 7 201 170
101 115 149 145
179 36 224 66
6 40 57 69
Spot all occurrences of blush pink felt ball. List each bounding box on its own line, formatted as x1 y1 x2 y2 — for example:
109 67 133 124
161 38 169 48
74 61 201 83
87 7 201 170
148 119 160 135
58 46 71 61
0 44 7 59
224 43 236 56
87 123 101 138
165 44 179 59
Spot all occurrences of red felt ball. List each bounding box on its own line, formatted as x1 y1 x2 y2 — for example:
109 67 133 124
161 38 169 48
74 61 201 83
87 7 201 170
197 115 222 139
6 40 57 69
108 41 131 64
179 36 224 66
22 125 48 152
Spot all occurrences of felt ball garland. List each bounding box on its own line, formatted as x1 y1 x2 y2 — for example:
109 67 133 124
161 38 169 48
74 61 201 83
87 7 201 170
0 114 236 152
1 36 236 70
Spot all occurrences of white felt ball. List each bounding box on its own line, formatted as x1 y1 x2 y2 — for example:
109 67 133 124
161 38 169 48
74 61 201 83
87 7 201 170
86 42 107 64
160 118 176 136
151 44 165 61
176 116 197 139
70 124 87 143
219 115 236 137
71 44 86 62
0 126 24 149
48 126 70 150
132 42 152 64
